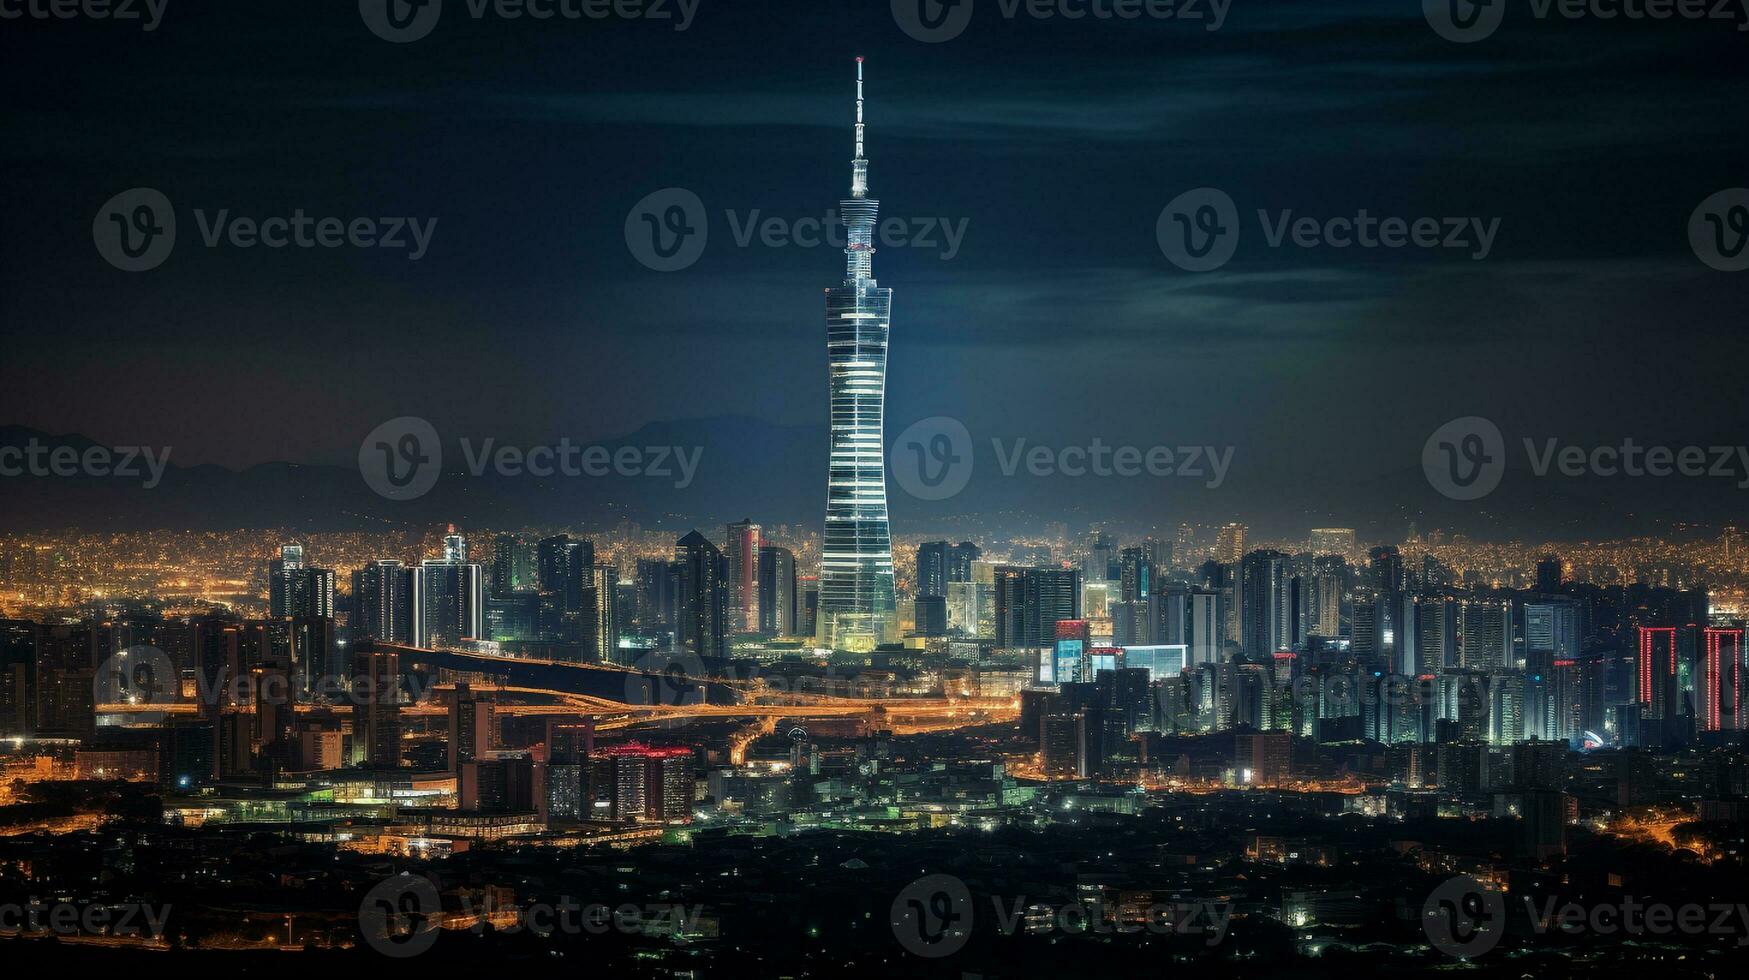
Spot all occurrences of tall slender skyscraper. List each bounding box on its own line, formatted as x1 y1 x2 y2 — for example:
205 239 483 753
818 58 897 651
725 520 762 634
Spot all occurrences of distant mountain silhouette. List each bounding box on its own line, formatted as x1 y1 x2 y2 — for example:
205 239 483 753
0 421 1739 541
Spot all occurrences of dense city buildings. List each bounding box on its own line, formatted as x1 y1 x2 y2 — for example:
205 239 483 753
3 25 1745 977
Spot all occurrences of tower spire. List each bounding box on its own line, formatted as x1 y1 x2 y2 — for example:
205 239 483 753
851 57 868 199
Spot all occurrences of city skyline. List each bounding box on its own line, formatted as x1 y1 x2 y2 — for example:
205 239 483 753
3 4 1749 973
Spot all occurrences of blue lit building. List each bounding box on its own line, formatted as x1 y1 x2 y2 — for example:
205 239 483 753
818 58 897 651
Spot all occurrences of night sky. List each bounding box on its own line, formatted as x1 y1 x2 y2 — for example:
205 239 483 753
2 0 1746 535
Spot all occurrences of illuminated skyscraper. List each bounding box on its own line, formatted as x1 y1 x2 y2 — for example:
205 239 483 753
725 520 762 634
818 58 897 651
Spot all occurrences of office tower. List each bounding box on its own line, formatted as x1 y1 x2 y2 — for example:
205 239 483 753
1119 547 1153 603
675 530 727 659
633 559 679 640
1040 619 1090 684
1213 523 1247 565
268 543 303 617
1309 528 1355 555
1638 625 1679 722
799 578 819 638
1040 711 1079 776
590 744 694 822
945 542 981 583
1536 554 1564 594
1084 530 1118 584
818 59 897 652
1524 600 1580 740
1699 627 1746 731
1413 594 1458 674
994 566 1082 651
447 683 497 771
412 533 486 648
352 560 413 644
1459 600 1511 672
1238 732 1292 785
269 543 334 620
1240 550 1293 657
1489 673 1524 746
1369 546 1405 595
916 541 949 599
1422 553 1452 591
352 647 403 768
1307 554 1346 639
1124 644 1187 682
536 534 580 599
725 520 762 634
491 532 525 596
289 616 335 694
0 621 34 736
948 560 996 638
758 546 798 637
34 624 95 737
588 564 620 663
1158 585 1224 667
913 596 948 637
485 592 539 641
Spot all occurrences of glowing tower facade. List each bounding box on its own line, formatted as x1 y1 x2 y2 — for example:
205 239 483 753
817 58 897 651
